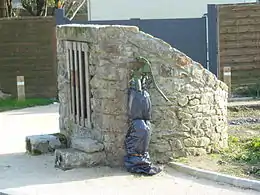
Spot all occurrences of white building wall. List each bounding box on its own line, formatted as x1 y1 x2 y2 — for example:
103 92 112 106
89 0 256 20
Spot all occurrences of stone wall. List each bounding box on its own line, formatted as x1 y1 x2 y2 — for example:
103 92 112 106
56 24 228 166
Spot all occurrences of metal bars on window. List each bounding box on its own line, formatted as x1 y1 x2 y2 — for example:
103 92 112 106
65 41 91 128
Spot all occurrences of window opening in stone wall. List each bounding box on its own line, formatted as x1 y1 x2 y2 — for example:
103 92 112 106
65 41 91 128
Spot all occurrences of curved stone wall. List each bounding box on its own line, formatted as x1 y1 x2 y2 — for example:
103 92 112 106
148 56 228 163
57 24 228 166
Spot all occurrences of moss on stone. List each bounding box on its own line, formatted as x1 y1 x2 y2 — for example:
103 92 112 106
31 149 42 156
52 133 68 147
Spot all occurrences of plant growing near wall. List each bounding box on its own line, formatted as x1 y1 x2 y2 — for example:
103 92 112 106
20 0 86 18
232 82 260 99
21 0 56 16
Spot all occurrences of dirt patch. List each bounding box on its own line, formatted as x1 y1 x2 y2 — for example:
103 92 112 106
228 106 260 119
176 106 260 180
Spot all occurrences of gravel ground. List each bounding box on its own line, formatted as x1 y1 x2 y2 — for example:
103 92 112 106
0 104 259 195
229 117 260 125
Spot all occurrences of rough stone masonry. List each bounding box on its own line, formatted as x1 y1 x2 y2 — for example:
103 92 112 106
56 24 228 168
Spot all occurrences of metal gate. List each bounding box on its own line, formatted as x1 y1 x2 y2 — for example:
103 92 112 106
64 41 91 128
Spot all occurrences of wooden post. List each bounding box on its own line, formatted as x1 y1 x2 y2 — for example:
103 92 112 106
223 67 231 98
17 76 25 101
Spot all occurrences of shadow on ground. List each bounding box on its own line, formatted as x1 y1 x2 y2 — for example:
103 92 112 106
0 152 258 195
0 152 127 190
0 105 259 195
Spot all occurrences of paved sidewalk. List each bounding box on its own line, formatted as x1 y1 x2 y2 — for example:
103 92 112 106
0 105 259 195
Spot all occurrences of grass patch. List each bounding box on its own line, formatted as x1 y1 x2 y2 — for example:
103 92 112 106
220 136 260 178
0 98 55 112
174 136 260 179
222 136 260 164
174 106 260 179
232 83 260 98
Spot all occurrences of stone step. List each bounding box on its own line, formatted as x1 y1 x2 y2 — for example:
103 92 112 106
54 148 106 171
26 133 67 155
71 137 104 153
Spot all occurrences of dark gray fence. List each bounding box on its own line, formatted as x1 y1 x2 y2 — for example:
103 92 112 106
55 7 217 75
207 4 218 77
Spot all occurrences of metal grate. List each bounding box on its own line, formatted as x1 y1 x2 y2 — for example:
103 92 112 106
65 41 91 128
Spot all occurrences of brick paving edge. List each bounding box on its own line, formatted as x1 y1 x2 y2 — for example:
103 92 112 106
169 162 260 192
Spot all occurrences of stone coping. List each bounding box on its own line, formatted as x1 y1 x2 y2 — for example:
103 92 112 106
169 162 260 192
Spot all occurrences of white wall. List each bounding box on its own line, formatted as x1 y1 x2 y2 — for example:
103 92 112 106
89 0 256 20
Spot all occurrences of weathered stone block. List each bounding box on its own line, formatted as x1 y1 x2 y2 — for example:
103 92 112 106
189 99 200 106
186 147 207 156
184 138 197 147
91 98 127 115
169 138 184 150
152 119 178 130
26 134 67 155
177 96 189 107
0 90 10 100
105 148 125 166
150 141 172 153
151 129 190 140
191 128 205 137
92 113 127 132
54 148 105 170
71 137 104 153
95 66 127 81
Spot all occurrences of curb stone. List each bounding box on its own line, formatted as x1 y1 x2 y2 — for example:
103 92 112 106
169 162 260 192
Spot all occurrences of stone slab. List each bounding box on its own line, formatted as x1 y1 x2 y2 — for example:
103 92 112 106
169 162 260 192
71 137 104 153
54 148 106 171
0 90 10 100
26 134 67 155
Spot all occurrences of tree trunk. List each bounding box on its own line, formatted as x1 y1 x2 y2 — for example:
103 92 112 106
0 0 6 17
6 0 12 17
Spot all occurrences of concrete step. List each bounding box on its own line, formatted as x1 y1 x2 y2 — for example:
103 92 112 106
26 133 67 155
54 148 106 171
71 137 104 153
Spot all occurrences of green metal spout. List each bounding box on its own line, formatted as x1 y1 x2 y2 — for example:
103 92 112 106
131 56 172 103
